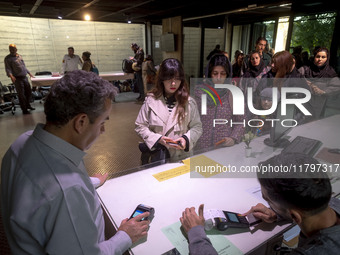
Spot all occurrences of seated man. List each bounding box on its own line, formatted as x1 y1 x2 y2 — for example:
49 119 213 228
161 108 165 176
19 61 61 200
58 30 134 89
180 153 340 255
1 70 150 254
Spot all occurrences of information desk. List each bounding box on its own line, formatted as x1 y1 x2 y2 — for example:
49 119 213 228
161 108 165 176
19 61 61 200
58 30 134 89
30 71 134 87
97 115 340 255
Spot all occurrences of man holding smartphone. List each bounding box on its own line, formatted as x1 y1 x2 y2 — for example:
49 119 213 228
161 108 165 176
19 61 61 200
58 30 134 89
1 70 150 255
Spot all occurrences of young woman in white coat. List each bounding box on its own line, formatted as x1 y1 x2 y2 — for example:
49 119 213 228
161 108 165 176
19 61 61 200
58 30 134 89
135 58 202 163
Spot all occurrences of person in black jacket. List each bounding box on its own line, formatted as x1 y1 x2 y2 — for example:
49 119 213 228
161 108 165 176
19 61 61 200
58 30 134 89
4 44 35 114
131 43 145 101
180 153 340 255
206 44 222 60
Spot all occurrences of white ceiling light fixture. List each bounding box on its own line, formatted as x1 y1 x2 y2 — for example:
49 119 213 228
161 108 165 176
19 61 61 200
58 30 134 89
84 14 91 21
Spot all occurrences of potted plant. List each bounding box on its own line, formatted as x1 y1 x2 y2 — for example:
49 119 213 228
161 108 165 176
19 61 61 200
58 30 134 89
242 131 256 157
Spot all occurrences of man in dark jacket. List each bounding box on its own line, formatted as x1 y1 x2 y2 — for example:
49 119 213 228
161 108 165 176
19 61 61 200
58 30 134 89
4 44 35 114
180 153 340 255
131 43 145 101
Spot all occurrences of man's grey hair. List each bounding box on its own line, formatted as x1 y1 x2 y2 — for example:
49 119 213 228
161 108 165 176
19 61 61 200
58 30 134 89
44 70 116 126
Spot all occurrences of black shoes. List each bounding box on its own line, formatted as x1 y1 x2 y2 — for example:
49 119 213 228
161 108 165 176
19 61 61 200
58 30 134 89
22 105 35 114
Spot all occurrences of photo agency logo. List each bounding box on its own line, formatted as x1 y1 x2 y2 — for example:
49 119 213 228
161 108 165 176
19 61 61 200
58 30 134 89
199 83 312 129
199 84 223 107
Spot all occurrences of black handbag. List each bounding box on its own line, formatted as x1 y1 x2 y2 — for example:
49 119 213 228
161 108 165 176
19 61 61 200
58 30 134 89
138 143 170 165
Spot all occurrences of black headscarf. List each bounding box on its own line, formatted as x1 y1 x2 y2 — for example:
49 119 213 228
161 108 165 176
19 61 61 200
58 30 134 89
305 47 337 78
203 54 232 106
246 52 266 78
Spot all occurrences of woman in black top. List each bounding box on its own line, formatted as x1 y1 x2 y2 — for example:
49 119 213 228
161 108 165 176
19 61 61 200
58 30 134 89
301 47 337 79
241 51 270 92
299 47 340 118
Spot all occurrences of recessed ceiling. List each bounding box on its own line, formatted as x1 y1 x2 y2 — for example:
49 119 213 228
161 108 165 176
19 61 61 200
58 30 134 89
0 0 337 26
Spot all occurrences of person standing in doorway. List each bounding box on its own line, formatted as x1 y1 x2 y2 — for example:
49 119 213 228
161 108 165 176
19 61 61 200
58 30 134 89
62 46 83 74
4 44 35 114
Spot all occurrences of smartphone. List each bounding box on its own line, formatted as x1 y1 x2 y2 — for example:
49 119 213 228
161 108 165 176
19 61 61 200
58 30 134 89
166 140 182 148
129 204 155 222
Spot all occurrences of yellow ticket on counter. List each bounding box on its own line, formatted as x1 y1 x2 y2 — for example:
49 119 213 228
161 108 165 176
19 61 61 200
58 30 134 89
153 155 226 181
152 165 190 182
188 155 226 178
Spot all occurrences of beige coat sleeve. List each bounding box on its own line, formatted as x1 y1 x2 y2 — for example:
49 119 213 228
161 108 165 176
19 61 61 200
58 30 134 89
182 97 203 151
135 96 203 160
135 97 163 149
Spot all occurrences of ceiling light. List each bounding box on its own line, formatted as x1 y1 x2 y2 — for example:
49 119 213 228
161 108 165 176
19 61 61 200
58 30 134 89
84 14 91 21
58 15 63 19
128 20 132 24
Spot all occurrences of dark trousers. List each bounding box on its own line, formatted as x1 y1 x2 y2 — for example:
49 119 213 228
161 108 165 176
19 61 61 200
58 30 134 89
14 76 32 112
135 71 144 97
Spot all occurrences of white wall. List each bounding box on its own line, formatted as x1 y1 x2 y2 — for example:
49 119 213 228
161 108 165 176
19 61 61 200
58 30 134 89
183 27 201 79
151 25 163 66
203 28 225 72
0 15 230 86
0 15 145 85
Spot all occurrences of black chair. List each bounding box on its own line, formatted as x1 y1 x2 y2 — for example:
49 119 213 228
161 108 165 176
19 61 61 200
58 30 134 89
0 81 16 115
34 71 52 103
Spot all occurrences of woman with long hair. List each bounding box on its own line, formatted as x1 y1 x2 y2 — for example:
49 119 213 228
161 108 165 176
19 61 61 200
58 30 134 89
256 50 313 122
135 58 202 163
256 50 309 93
81 51 93 72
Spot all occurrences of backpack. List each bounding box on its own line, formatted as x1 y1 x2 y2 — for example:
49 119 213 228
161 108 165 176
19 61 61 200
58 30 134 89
122 59 134 73
90 64 99 75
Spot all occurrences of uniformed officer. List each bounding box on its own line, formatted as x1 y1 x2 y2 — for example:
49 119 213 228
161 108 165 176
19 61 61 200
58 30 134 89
62 46 83 74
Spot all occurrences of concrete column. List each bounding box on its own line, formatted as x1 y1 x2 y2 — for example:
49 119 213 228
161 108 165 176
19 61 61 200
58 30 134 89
162 16 183 61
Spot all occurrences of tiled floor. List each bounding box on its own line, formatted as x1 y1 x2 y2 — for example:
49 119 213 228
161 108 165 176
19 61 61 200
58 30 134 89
0 97 144 178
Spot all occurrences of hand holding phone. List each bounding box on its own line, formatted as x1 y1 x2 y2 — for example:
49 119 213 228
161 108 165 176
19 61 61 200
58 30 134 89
119 211 150 243
164 138 184 149
129 204 155 222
